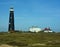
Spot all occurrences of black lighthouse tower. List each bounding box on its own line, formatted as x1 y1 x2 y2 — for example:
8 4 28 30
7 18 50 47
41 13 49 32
8 7 15 32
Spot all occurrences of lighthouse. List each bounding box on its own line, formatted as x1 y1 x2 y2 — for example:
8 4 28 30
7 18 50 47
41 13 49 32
8 7 15 32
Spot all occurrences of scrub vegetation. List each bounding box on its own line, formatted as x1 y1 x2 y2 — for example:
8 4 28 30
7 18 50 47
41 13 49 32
0 31 60 47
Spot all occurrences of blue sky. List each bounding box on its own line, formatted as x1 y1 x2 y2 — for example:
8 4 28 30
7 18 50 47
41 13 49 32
0 0 60 32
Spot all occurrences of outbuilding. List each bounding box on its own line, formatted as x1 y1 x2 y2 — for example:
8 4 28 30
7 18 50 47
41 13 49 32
29 26 42 32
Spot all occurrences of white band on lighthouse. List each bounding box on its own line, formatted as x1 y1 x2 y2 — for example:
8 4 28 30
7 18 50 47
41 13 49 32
10 8 14 11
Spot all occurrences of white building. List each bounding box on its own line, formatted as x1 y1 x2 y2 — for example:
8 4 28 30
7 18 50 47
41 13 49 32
44 30 53 33
44 27 53 33
29 27 42 32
